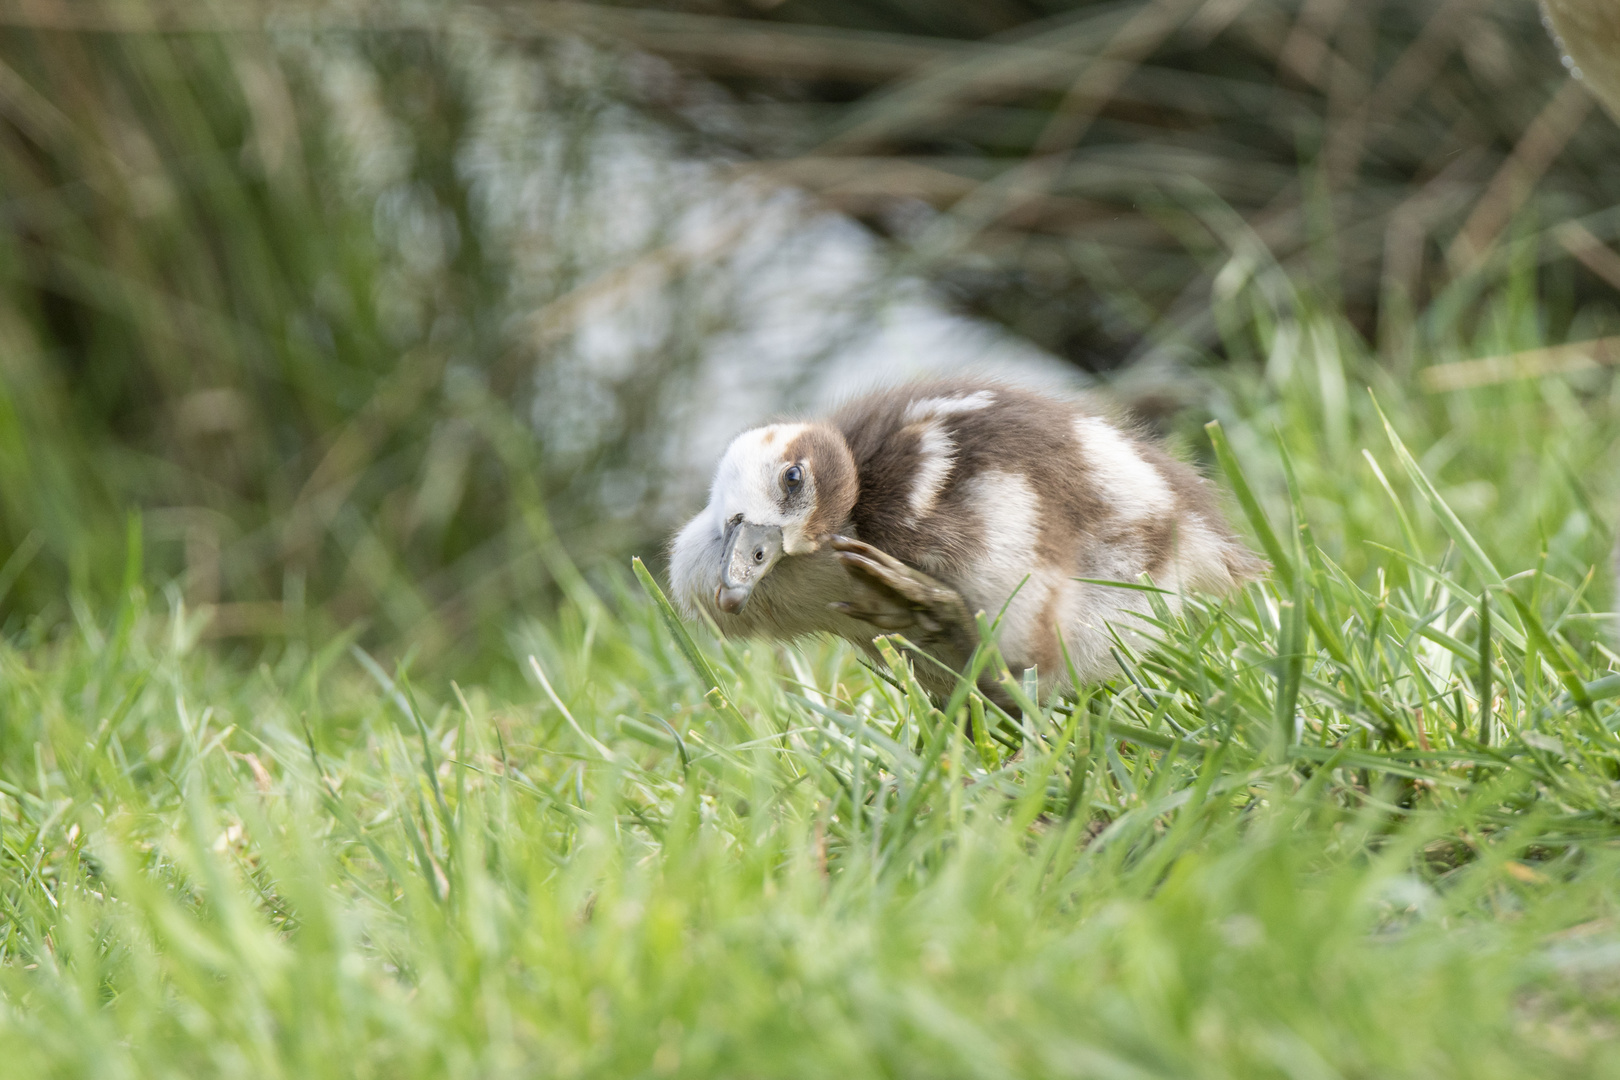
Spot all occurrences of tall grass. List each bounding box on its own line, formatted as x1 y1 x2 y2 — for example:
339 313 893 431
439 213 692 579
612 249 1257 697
0 6 733 661
0 280 1617 1072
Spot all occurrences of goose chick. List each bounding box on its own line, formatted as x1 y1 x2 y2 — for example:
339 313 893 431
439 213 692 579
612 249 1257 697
670 381 1264 698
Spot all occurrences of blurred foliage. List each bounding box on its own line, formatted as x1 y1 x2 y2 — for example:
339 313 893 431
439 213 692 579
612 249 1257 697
0 4 711 663
0 0 1617 670
648 0 1620 370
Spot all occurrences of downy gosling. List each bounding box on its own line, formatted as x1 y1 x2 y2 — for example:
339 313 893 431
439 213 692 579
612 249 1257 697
670 380 1264 700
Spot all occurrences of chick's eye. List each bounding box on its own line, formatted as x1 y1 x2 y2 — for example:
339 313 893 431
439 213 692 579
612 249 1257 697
784 464 804 489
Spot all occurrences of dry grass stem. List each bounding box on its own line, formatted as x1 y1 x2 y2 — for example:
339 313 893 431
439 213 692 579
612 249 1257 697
1420 335 1620 391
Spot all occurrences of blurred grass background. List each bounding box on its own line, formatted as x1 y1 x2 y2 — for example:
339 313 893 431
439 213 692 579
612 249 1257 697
0 0 1616 668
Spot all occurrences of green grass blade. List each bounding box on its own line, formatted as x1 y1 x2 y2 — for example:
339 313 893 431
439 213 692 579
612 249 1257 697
1206 419 1288 578
632 556 723 696
1370 391 1505 590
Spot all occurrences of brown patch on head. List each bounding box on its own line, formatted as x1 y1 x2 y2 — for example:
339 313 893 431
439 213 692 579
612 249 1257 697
783 424 858 540
762 430 777 445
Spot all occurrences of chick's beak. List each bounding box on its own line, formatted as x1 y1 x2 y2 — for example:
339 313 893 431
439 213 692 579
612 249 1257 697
716 520 784 614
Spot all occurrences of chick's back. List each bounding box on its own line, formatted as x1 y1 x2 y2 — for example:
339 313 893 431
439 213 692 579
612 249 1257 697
831 381 1262 680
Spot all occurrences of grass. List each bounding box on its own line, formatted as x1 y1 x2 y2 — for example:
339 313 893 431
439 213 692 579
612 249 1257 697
1 303 1618 1076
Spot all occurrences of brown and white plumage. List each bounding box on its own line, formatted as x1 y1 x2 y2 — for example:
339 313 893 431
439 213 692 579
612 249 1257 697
671 380 1264 697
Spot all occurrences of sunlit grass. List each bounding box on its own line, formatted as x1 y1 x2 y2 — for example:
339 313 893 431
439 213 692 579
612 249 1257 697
1 327 1618 1075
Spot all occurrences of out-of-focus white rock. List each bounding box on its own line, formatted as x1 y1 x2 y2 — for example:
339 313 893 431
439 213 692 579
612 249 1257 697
434 33 1073 531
